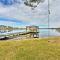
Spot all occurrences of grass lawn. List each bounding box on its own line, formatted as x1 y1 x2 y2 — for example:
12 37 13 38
0 37 60 60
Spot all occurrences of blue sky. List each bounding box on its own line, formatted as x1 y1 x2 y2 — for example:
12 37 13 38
0 0 60 28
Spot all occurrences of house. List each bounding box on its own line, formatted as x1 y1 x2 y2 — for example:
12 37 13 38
26 25 39 38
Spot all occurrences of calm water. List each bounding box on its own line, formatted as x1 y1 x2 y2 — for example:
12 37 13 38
0 29 60 37
39 29 60 37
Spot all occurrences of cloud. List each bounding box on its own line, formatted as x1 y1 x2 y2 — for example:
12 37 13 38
0 0 48 24
1 0 60 28
0 20 16 26
49 0 60 28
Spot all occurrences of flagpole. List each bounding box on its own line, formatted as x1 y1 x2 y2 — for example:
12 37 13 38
48 0 50 37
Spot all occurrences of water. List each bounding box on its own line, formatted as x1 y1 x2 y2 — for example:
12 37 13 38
0 29 60 37
39 29 60 37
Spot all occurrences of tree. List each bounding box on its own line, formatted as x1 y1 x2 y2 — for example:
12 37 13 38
24 0 45 9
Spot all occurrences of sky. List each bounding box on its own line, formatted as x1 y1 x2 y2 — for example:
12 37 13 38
0 0 60 28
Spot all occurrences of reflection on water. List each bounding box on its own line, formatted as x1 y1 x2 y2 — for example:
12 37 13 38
39 29 60 37
0 29 60 37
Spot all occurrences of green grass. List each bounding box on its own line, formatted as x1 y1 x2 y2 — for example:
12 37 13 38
0 38 60 60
